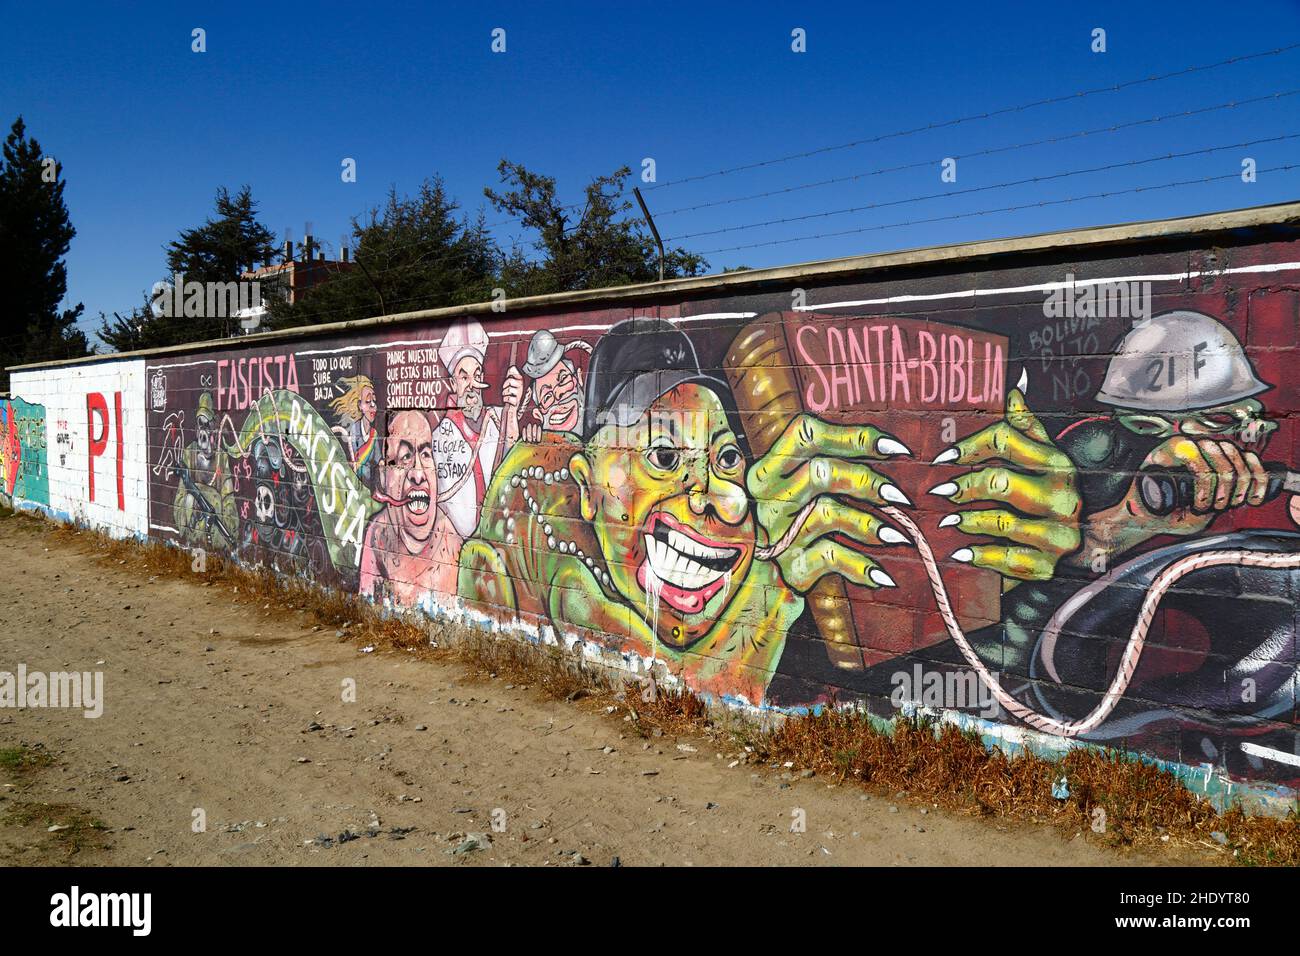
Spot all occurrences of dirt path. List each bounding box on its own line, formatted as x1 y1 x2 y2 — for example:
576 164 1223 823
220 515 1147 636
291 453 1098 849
0 513 1183 867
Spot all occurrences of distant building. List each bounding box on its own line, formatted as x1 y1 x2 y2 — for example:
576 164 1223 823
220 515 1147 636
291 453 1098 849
239 236 355 329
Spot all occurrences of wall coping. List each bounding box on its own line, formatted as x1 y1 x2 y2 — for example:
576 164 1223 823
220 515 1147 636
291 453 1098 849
12 198 1300 373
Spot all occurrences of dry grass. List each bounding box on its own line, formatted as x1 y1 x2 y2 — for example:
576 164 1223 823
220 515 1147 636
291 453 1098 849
748 708 1300 866
28 512 1300 865
50 521 438 658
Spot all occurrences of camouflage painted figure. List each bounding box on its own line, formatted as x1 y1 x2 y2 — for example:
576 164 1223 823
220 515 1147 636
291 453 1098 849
172 391 239 551
923 311 1279 585
893 310 1294 753
1058 310 1277 566
459 319 915 704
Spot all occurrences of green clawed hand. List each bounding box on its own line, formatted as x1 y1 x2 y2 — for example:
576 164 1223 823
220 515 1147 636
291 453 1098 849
928 388 1081 581
747 414 913 593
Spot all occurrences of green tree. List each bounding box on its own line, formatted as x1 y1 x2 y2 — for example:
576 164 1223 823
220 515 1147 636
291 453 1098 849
99 185 276 350
95 293 167 354
485 160 706 296
269 177 500 330
0 116 90 387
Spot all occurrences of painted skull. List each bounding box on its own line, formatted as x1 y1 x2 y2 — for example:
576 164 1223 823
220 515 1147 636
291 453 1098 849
254 483 275 523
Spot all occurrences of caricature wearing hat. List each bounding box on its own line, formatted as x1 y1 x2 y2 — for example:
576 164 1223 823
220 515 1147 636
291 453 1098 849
433 320 524 538
580 317 739 441
521 329 586 437
459 314 908 708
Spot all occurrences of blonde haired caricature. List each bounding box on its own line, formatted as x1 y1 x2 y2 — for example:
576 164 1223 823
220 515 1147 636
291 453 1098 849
330 375 379 482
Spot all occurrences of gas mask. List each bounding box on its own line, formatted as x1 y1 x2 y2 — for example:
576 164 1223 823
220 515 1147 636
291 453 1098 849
1116 398 1277 449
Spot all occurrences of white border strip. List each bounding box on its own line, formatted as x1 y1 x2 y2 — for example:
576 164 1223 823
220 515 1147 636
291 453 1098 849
154 314 760 365
798 261 1300 310
1240 741 1300 768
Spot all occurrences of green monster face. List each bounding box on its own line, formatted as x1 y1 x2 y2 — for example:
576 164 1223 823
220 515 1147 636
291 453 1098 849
1117 397 1277 448
568 384 755 649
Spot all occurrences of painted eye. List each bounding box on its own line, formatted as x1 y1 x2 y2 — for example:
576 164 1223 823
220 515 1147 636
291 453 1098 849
716 445 742 470
647 446 680 471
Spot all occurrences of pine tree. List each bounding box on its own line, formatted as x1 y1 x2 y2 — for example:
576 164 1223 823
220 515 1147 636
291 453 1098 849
268 177 500 330
0 116 91 388
99 185 276 350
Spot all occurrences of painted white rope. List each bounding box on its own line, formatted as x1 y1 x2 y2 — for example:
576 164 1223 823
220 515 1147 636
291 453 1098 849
882 505 1300 738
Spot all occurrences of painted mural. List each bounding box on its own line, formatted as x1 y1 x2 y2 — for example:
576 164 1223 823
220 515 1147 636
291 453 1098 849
0 396 49 508
7 359 148 538
9 236 1300 796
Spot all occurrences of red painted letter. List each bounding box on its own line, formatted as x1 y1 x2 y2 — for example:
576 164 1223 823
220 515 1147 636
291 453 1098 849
87 392 108 504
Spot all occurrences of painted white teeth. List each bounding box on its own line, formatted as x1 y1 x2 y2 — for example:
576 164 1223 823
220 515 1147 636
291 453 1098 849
665 526 733 561
645 530 731 591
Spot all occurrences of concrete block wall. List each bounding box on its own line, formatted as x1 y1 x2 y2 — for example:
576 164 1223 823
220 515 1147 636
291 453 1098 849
9 208 1300 811
10 358 148 538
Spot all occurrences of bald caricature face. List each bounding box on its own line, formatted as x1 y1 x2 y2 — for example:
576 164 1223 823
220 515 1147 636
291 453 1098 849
381 410 437 552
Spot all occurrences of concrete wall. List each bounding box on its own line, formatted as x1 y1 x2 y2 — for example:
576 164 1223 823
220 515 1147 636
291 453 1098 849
8 358 148 537
11 207 1300 810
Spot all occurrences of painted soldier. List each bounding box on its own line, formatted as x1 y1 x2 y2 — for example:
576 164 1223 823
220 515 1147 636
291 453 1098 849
172 390 238 551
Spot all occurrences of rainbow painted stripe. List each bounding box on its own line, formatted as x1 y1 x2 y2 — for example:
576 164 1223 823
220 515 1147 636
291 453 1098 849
353 427 376 473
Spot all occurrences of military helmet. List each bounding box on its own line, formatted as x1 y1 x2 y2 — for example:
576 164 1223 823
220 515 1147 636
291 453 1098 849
196 391 216 424
1095 310 1269 412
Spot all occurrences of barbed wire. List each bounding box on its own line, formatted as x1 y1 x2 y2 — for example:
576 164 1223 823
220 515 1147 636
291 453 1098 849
693 164 1300 255
640 42 1300 192
666 132 1300 242
653 89 1300 218
37 43 1300 352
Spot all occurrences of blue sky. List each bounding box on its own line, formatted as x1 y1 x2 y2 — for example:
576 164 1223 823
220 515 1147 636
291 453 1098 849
2 1 1299 346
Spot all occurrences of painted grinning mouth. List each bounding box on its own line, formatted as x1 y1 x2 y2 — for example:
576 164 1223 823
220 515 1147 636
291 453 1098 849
374 489 431 515
544 398 578 427
637 513 744 614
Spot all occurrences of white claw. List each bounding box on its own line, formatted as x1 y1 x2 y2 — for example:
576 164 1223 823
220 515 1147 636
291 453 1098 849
932 447 959 465
868 568 897 588
928 482 959 498
876 437 912 457
878 526 910 545
938 514 961 528
879 484 913 507
1016 367 1029 393
951 548 974 563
